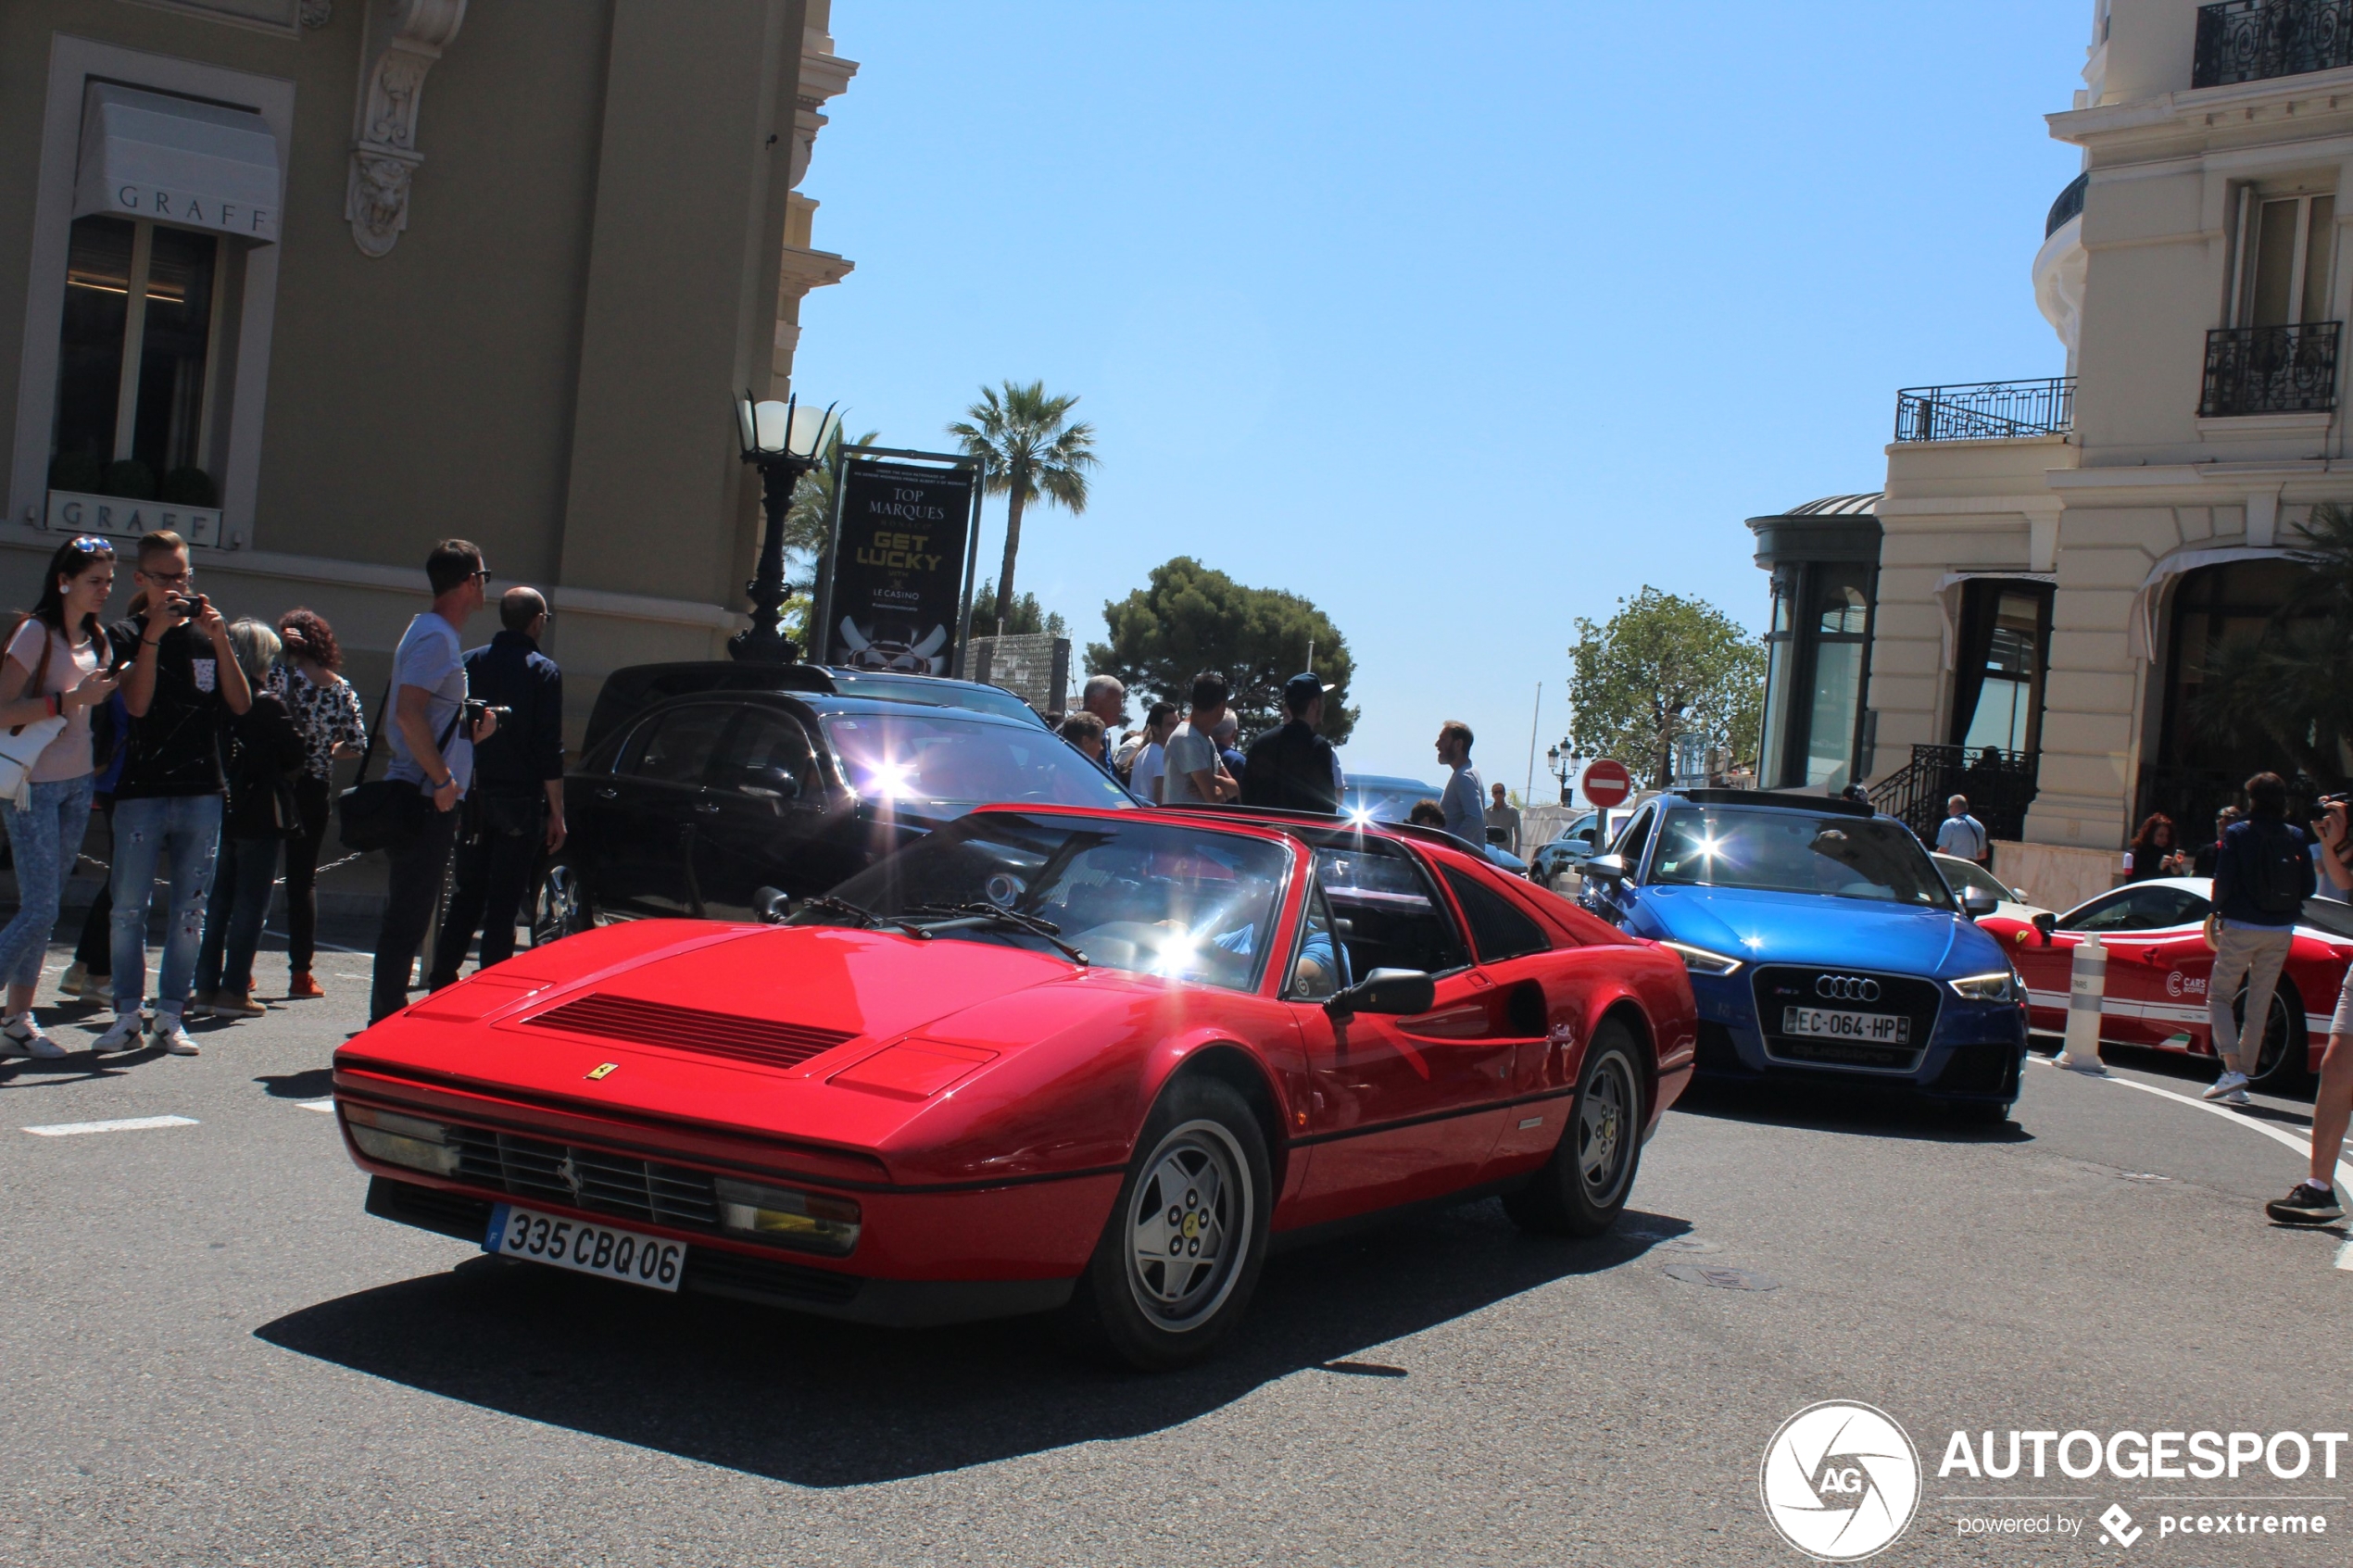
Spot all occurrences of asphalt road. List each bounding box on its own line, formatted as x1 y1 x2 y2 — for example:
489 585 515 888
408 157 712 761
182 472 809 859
2 939 2347 1568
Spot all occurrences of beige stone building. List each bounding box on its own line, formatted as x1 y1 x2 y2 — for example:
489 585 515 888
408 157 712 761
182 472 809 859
1753 0 2353 909
0 0 857 734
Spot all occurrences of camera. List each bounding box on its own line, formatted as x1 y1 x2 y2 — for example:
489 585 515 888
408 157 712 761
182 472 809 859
461 698 511 729
164 591 207 620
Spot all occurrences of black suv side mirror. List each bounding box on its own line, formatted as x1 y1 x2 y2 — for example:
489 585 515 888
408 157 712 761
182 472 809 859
1327 967 1435 1018
1959 885 2001 920
753 885 792 924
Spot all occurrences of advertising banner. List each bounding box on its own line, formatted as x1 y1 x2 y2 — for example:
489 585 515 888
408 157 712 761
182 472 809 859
823 458 975 675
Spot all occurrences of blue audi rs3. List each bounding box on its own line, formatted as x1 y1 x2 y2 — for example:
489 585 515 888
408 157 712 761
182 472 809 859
1577 788 2028 1120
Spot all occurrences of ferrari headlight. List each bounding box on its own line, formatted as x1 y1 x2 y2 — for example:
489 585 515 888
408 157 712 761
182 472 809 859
1948 970 2020 1002
1657 939 1744 977
342 1103 460 1176
714 1177 862 1257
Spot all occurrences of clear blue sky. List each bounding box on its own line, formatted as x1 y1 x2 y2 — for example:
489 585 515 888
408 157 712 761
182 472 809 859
793 1 2088 788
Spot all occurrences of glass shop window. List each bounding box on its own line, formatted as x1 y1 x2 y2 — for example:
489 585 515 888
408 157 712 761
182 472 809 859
49 215 220 500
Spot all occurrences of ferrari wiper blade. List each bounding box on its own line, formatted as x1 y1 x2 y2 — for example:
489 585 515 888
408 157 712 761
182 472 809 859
792 896 931 939
905 903 1088 966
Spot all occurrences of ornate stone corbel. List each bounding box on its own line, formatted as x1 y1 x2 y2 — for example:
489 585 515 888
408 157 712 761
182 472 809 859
344 0 468 257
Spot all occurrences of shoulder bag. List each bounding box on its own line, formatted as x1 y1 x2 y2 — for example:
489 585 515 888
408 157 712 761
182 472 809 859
337 683 460 853
0 617 69 810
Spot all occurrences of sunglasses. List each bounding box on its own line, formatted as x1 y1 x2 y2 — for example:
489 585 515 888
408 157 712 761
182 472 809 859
67 535 115 555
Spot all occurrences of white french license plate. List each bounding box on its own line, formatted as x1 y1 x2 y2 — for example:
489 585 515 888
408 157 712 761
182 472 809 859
1781 1006 1911 1045
484 1202 683 1292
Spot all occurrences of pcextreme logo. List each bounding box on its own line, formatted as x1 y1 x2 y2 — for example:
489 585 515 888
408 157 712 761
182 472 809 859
1759 1401 1923 1562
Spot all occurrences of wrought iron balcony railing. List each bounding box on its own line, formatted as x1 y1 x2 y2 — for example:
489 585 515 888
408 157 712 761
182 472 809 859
2198 321 2341 416
1869 745 2040 845
2045 172 2087 239
2194 0 2353 89
1893 378 2075 443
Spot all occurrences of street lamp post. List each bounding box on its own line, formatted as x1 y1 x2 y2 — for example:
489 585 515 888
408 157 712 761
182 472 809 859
1545 739 1575 805
729 390 841 665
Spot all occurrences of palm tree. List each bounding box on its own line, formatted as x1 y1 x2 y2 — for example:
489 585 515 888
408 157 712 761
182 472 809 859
948 382 1097 633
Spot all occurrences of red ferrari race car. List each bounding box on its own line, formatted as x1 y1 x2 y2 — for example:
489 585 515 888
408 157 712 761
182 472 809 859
334 805 1696 1369
1983 875 2353 1088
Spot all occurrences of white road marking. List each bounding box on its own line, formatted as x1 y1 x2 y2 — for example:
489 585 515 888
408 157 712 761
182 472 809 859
297 1098 334 1113
2336 1240 2353 1272
2023 1062 2353 1194
22 1114 197 1137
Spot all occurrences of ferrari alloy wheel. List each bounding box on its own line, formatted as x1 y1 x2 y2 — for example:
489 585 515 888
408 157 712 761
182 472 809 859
1503 1020 1645 1238
1071 1073 1271 1371
530 862 590 948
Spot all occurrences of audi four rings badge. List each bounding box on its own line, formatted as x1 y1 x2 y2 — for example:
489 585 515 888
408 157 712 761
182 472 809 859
1815 975 1881 1002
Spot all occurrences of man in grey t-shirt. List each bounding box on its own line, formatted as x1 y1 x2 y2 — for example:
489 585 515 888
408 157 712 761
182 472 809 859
1436 720 1484 847
1161 671 1239 809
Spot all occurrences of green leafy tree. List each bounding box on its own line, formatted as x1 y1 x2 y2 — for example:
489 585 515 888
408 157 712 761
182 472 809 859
773 427 878 657
2185 501 2353 782
948 382 1097 633
970 579 1067 638
1568 586 1766 788
1088 557 1358 743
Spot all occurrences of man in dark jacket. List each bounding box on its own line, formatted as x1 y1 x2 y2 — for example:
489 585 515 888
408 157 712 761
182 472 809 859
2204 771 2315 1104
429 588 565 987
1241 672 1343 814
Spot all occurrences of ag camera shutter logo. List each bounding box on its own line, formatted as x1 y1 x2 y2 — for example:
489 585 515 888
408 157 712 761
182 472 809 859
1760 1401 1922 1561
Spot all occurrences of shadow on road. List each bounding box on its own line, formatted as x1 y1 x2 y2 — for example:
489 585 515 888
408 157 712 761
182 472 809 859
257 1198 1684 1486
1671 1080 2035 1145
255 1068 334 1099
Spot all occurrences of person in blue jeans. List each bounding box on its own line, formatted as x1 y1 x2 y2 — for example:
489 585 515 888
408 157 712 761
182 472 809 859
94 530 252 1057
0 536 121 1059
193 621 306 1019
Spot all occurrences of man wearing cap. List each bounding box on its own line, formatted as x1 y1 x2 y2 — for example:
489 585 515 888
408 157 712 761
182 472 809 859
1242 673 1343 813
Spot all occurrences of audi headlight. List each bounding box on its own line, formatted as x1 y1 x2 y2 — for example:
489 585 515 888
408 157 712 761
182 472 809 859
714 1177 862 1257
1948 970 2020 1002
342 1103 460 1176
1657 939 1744 977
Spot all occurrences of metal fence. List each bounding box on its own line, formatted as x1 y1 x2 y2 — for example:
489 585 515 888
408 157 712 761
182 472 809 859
1894 379 2075 443
2198 322 2341 417
1870 744 2041 844
2195 0 2353 88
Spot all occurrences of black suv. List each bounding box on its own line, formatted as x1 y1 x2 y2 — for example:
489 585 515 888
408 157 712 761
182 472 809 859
534 663 1132 938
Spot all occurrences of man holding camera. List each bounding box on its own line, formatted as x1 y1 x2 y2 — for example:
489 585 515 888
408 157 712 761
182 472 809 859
427 587 563 992
370 541 498 1023
94 530 253 1056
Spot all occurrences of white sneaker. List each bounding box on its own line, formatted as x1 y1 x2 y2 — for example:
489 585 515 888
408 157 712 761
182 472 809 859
0 1012 68 1060
2202 1071 2249 1101
92 1013 146 1054
150 1015 200 1057
2224 1088 2253 1106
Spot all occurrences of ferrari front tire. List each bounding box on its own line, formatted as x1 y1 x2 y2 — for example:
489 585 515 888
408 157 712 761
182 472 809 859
1070 1074 1271 1372
1503 1020 1644 1238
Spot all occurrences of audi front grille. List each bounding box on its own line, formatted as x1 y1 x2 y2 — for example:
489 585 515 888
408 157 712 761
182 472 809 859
1749 965 1944 1076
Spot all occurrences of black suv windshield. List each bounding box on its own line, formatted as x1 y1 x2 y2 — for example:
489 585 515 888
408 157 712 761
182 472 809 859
1649 805 1957 910
820 710 1132 811
815 812 1292 989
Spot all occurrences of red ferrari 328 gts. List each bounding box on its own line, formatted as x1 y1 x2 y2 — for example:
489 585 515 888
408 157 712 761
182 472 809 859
335 805 1696 1369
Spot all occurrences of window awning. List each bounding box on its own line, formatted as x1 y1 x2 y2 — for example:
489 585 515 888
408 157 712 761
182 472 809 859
72 83 281 243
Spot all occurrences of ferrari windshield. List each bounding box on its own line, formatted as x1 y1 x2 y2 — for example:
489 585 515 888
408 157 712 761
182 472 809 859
820 711 1132 811
813 812 1292 989
1648 806 1957 909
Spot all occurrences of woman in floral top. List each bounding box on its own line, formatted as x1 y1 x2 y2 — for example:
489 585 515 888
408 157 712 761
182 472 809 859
268 608 365 998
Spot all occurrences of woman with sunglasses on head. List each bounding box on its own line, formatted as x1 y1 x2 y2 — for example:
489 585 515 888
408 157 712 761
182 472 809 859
266 608 364 998
0 537 120 1058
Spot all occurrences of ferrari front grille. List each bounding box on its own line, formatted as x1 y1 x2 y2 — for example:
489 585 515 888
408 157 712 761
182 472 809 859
518 992 857 1071
445 1124 721 1228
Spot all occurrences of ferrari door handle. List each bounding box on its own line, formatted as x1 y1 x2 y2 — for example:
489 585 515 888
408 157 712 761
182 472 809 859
594 787 617 801
694 801 722 815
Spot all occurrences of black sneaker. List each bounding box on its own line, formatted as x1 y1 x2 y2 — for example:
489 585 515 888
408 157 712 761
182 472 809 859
2266 1183 2346 1224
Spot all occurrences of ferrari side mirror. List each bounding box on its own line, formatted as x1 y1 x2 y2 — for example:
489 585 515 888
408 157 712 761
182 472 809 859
2031 911 2057 946
754 885 792 924
1960 886 2000 920
1327 967 1436 1018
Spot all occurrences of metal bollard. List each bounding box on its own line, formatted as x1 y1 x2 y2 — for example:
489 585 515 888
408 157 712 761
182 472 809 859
2056 934 2108 1073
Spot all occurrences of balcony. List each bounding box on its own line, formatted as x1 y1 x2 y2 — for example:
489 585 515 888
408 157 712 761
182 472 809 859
2194 0 2353 89
1893 378 2075 443
2197 321 2341 416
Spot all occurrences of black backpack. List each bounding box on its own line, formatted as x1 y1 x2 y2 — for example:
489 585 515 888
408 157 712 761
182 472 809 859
2246 821 2310 917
